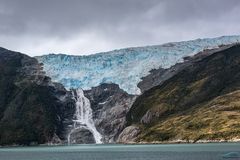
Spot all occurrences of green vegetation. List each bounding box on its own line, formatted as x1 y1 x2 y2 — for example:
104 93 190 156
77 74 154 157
127 45 240 142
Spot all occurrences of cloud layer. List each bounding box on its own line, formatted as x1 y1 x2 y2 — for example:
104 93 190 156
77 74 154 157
0 0 240 56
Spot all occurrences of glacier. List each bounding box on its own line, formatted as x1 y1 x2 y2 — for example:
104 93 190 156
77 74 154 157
36 35 240 95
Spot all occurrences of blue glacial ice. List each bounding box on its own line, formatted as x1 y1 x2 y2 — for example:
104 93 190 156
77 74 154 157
36 36 240 95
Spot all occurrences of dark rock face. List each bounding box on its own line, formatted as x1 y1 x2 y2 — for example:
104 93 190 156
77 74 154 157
84 83 136 143
0 48 75 145
126 45 240 142
68 128 95 144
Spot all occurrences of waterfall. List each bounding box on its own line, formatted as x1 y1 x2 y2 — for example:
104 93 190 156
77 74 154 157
68 88 102 144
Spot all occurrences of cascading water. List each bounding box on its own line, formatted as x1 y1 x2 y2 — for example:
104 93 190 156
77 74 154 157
68 88 102 144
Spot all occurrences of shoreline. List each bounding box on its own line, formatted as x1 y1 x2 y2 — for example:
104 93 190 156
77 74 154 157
122 138 240 145
125 139 240 145
1 139 240 148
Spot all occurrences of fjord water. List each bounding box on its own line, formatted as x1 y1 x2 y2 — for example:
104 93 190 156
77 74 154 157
0 143 240 160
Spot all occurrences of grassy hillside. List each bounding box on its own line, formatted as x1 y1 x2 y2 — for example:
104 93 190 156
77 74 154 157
127 45 240 142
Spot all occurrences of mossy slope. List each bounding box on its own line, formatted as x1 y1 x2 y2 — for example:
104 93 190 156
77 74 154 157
127 45 240 142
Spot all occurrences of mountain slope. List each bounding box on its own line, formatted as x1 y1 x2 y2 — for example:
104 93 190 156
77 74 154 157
123 45 240 143
0 48 75 145
1 36 240 145
36 36 240 95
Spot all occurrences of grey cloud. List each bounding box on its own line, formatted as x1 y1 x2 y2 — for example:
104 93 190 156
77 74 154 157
0 0 239 56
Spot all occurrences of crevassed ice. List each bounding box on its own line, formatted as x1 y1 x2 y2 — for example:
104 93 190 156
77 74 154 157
36 36 240 95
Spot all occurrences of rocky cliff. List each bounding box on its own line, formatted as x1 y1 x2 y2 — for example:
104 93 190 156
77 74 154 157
0 48 75 145
84 83 136 143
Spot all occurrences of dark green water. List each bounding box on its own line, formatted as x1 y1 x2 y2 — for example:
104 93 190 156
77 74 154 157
0 143 240 160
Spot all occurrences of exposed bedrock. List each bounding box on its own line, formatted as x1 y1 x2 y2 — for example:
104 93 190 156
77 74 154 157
84 83 137 143
0 47 75 145
68 128 95 144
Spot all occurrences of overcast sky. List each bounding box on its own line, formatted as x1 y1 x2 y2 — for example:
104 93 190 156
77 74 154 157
0 0 240 56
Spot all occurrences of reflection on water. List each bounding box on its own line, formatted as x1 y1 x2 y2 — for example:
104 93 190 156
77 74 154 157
222 152 240 160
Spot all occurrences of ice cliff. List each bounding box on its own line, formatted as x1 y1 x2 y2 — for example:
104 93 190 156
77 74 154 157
36 36 240 94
